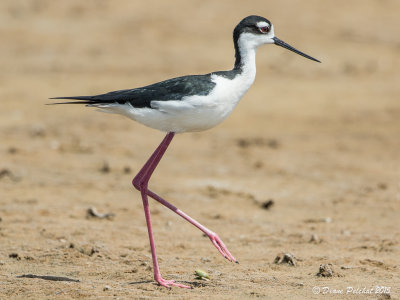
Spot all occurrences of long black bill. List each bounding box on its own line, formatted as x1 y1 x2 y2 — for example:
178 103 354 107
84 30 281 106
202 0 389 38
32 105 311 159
273 37 320 63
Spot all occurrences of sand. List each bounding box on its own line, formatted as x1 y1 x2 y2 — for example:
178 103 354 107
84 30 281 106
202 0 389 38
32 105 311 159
1 0 399 299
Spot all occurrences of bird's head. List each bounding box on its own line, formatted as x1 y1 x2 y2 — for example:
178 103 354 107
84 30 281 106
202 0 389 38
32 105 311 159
234 15 320 63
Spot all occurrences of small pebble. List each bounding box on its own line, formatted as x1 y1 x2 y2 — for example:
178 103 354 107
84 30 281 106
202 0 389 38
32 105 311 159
103 285 111 291
87 207 115 219
316 263 335 277
261 199 274 210
99 161 110 173
9 253 21 260
309 234 320 243
274 253 296 266
377 182 387 190
8 147 18 154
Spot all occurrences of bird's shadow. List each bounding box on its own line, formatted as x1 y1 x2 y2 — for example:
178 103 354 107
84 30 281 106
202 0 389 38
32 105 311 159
127 280 208 288
128 280 154 285
16 274 80 282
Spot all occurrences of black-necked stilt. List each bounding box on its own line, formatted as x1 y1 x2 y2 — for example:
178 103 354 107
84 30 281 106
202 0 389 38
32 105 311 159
51 15 320 289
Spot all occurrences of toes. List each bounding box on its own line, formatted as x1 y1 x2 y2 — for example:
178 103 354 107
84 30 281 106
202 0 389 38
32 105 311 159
157 279 191 289
211 239 225 256
174 283 192 289
209 234 237 262
220 244 236 262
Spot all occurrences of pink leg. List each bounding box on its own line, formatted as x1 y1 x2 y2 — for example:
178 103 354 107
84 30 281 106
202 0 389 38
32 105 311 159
133 133 173 182
132 132 236 289
146 189 237 263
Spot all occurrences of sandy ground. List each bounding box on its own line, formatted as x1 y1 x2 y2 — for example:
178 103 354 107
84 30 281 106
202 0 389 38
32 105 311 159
1 0 399 299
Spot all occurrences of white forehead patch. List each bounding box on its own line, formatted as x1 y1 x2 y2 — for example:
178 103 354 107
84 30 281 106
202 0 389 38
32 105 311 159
256 21 269 28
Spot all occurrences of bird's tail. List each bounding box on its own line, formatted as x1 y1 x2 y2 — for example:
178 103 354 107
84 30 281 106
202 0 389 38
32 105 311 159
47 96 120 106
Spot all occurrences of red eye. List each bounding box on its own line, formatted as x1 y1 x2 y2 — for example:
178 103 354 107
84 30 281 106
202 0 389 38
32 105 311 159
259 26 270 33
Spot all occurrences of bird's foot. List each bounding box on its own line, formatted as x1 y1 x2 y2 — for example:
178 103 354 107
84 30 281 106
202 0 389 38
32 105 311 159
208 232 238 263
155 276 192 289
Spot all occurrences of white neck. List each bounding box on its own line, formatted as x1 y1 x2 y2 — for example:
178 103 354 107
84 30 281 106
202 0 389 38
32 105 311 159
235 33 258 84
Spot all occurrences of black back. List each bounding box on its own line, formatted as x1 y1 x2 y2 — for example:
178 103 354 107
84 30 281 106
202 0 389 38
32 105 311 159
51 74 217 108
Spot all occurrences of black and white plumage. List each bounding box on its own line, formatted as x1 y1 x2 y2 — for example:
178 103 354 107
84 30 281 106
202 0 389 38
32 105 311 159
51 15 319 133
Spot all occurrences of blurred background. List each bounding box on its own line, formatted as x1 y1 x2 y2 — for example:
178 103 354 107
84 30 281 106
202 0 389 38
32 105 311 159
1 0 399 298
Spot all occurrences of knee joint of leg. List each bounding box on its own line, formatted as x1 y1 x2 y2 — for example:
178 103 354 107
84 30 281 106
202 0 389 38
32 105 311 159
132 177 146 190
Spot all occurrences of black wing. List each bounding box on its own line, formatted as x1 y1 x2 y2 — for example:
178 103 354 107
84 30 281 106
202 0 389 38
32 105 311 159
50 74 216 108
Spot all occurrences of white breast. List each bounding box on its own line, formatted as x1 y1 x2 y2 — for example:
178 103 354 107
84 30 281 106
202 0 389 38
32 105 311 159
129 71 255 133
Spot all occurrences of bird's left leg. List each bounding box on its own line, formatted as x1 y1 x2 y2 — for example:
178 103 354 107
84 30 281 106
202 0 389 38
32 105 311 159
146 189 238 263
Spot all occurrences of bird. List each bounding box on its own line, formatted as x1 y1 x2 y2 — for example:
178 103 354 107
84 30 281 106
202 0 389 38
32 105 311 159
51 15 320 289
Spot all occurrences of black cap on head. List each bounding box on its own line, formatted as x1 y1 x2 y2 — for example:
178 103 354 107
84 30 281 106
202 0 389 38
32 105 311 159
234 15 271 38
